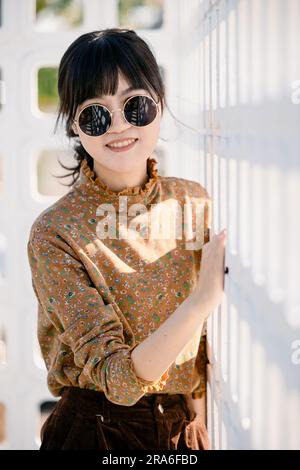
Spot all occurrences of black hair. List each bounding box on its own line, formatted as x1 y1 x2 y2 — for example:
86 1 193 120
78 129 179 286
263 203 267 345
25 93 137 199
53 28 166 187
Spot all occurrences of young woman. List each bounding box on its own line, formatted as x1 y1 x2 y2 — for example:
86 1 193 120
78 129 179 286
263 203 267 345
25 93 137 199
27 28 227 451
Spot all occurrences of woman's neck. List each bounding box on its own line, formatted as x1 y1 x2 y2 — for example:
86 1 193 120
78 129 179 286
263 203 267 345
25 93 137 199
92 159 149 193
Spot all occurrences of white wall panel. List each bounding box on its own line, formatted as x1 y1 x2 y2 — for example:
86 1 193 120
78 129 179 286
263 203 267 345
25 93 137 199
0 0 174 450
174 0 300 449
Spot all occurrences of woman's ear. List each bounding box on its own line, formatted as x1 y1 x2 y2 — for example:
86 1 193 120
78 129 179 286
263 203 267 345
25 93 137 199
71 122 78 135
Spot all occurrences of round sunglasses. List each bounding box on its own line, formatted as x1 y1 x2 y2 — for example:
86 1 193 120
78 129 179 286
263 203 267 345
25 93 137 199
73 94 159 137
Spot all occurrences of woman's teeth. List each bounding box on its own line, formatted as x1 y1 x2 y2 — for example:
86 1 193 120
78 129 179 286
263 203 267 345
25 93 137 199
107 138 137 148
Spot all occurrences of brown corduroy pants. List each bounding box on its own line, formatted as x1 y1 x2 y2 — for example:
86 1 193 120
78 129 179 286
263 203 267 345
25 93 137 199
40 386 210 450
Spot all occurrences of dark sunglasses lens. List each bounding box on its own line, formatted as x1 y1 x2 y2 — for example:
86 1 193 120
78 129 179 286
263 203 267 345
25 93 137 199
78 105 111 136
124 96 157 126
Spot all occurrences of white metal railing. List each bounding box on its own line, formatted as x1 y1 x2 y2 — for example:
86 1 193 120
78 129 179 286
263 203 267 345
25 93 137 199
174 0 300 449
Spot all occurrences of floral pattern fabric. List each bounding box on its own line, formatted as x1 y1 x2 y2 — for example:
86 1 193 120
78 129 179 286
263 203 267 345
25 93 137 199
27 155 211 406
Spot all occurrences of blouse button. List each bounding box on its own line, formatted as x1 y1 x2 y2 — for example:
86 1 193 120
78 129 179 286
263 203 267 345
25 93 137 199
158 404 164 414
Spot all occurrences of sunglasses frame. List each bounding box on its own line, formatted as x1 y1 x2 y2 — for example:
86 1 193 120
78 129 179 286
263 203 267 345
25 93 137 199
73 93 160 137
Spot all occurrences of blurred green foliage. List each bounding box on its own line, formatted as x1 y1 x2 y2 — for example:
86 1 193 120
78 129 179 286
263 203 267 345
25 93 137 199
36 0 83 28
36 0 74 15
119 0 147 19
119 0 163 29
38 67 58 113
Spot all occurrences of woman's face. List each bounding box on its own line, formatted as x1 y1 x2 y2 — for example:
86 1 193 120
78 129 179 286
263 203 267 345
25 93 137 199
72 73 162 174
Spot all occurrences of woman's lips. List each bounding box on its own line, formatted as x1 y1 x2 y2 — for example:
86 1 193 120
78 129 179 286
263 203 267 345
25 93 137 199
106 139 138 152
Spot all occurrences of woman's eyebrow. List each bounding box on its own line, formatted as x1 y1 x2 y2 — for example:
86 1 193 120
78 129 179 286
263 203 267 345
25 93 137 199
101 87 147 98
120 86 144 95
79 88 148 111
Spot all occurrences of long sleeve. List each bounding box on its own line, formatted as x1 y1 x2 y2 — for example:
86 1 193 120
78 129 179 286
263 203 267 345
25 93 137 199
27 229 170 406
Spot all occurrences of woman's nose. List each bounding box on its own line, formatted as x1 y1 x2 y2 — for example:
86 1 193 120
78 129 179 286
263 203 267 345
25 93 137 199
109 108 130 132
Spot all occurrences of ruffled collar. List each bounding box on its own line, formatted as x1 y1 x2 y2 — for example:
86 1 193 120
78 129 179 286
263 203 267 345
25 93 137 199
73 156 161 209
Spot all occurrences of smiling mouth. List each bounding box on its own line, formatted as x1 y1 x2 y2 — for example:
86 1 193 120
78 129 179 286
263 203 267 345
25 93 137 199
106 138 139 152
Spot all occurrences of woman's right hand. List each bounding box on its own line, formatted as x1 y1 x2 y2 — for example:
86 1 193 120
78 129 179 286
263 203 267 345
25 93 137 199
190 228 227 320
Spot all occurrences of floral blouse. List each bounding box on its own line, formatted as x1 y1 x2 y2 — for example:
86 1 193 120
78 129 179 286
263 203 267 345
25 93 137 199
27 155 211 406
